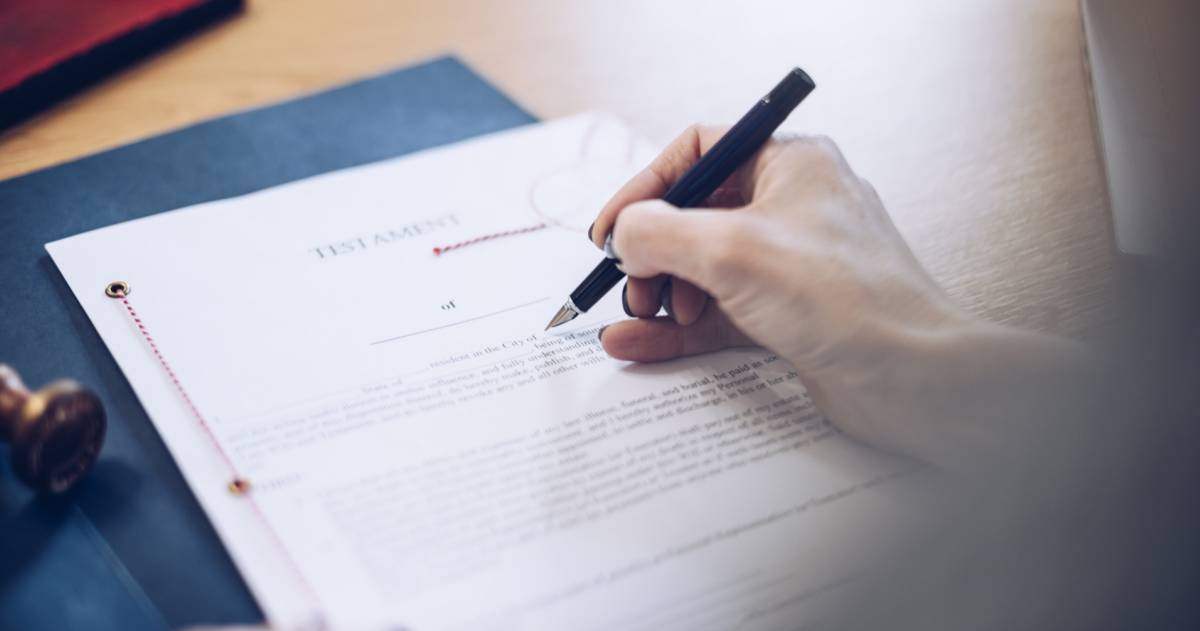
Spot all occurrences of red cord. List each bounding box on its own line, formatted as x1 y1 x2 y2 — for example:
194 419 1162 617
118 294 236 470
116 290 327 629
432 222 548 256
432 118 640 256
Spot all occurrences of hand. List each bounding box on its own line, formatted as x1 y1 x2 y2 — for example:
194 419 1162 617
590 126 1096 467
593 126 965 366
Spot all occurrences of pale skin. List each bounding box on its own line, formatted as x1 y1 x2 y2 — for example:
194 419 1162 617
592 125 1100 471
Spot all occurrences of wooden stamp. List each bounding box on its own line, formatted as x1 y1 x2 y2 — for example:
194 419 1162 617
0 364 106 493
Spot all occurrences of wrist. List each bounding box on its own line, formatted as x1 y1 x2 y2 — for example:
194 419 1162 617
796 299 984 394
825 311 1098 469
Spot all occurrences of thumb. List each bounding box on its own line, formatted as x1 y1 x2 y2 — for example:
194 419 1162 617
610 199 732 290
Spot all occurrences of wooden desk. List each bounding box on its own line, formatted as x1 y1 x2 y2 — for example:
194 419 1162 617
0 0 1115 338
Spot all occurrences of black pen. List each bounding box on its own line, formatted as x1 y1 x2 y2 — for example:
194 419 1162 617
544 67 816 330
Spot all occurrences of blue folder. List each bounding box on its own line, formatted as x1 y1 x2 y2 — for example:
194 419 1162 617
0 56 535 630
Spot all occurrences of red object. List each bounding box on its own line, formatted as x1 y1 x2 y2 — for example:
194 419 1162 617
432 223 549 256
0 0 243 128
114 288 327 626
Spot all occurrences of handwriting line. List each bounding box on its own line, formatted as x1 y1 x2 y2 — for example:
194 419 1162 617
369 297 551 345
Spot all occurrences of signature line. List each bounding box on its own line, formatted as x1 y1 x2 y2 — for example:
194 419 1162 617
369 297 551 346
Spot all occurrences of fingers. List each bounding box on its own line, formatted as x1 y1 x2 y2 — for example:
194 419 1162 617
623 276 710 324
623 276 668 317
590 124 733 250
598 307 754 363
610 199 738 290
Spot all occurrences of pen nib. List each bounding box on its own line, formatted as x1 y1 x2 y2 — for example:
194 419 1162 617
544 301 580 330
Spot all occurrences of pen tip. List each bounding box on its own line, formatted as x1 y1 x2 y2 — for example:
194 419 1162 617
544 303 580 330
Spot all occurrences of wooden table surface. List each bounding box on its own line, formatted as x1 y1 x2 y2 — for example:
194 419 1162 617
0 0 1115 338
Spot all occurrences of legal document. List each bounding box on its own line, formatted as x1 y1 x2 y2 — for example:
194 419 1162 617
48 114 918 630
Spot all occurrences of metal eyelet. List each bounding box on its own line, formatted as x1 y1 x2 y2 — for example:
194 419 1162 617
104 281 130 298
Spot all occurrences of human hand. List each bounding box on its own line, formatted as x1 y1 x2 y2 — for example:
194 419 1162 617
590 126 1000 463
592 126 967 365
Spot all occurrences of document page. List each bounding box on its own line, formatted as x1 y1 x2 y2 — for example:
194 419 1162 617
48 114 917 630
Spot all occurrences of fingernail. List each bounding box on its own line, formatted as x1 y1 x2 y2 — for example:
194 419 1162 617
597 325 609 341
621 282 634 317
660 280 674 319
588 221 595 242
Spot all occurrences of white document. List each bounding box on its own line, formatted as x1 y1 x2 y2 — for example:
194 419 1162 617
48 114 916 630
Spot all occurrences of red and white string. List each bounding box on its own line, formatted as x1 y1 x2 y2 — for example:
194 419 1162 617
431 118 638 255
115 289 327 630
432 222 547 256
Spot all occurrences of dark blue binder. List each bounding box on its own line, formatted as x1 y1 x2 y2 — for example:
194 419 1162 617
0 56 535 630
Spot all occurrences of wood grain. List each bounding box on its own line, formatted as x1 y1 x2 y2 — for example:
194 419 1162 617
0 0 1115 337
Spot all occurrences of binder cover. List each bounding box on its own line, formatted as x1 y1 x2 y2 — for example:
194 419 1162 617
0 55 536 629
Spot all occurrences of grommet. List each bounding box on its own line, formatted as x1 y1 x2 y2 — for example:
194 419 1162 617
104 281 131 298
228 478 251 495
